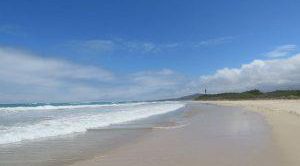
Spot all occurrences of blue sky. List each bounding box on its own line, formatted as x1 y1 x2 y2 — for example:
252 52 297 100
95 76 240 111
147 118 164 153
1 0 300 103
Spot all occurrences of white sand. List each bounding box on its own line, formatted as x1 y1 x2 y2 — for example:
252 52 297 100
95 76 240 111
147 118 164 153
199 100 300 166
198 100 300 115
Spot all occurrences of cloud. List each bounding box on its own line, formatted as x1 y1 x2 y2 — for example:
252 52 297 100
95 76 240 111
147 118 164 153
199 53 300 93
65 36 235 56
124 41 158 53
0 47 114 85
156 36 235 49
124 69 195 99
2 43 299 103
131 69 182 88
0 47 116 102
66 40 115 54
66 39 159 55
265 44 296 58
0 47 192 103
194 36 235 47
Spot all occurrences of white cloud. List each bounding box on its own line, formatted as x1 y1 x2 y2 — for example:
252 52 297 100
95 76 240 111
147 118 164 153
195 36 234 47
66 40 115 54
0 47 116 103
0 47 114 86
265 44 296 58
122 40 158 53
65 36 235 56
2 44 300 103
66 39 159 55
0 47 191 103
132 69 182 88
200 54 300 93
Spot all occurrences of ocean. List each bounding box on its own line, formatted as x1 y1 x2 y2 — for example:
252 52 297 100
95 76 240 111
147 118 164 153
0 101 186 166
0 101 185 145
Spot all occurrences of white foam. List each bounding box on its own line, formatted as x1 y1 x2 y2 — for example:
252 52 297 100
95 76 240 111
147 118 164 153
0 102 149 112
0 102 185 144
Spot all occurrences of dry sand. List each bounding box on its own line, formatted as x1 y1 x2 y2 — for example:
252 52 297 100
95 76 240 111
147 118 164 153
70 102 284 166
199 100 300 166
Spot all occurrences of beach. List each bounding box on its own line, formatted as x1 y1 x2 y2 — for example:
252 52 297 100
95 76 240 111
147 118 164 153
199 100 300 166
0 101 186 166
2 1 300 166
70 102 285 166
1 101 299 166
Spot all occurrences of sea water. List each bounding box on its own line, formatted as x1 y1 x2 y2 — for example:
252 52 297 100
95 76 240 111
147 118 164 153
0 101 185 145
0 101 185 166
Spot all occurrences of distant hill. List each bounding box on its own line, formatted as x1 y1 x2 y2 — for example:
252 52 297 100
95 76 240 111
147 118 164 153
150 93 203 102
176 93 203 100
195 89 300 100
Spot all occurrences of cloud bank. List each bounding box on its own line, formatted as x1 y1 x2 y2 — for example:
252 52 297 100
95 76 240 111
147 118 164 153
1 44 300 103
200 53 300 93
0 47 189 103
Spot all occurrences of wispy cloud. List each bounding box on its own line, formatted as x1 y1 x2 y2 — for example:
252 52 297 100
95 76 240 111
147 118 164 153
123 40 158 53
65 36 235 56
66 39 159 55
131 69 181 87
66 40 115 54
264 44 297 58
194 36 235 47
159 36 235 49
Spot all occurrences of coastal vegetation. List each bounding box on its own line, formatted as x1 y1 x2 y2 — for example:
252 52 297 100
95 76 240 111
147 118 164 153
194 89 300 100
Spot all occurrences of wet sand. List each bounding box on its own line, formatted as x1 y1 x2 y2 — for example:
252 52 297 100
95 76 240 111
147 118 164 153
199 100 300 166
0 106 186 166
71 102 283 166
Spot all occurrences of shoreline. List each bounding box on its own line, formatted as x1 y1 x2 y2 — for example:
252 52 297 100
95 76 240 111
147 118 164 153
0 103 187 166
4 101 297 166
70 102 282 166
198 100 300 166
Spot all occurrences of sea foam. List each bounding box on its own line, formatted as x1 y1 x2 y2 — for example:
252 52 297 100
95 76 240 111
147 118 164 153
0 102 185 144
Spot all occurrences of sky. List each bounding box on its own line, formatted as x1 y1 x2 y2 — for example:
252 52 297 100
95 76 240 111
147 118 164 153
1 0 300 103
